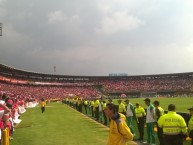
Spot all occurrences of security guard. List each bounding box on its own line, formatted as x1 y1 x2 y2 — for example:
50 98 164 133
117 99 126 114
188 106 193 145
90 99 95 117
93 98 100 121
158 104 188 145
83 99 88 114
135 103 146 142
102 100 107 125
77 98 82 112
154 100 164 145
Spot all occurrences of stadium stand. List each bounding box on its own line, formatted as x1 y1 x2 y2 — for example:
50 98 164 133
1 63 193 99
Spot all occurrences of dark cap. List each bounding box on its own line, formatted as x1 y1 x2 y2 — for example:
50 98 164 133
188 106 193 111
136 102 139 105
144 98 150 102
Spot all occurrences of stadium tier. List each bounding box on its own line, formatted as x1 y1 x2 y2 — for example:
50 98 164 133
0 63 193 100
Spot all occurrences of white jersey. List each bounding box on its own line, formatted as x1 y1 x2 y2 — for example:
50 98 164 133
146 105 155 123
126 104 133 117
99 102 102 112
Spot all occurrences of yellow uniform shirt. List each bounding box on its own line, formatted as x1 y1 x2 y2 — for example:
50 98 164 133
41 101 46 107
188 115 193 131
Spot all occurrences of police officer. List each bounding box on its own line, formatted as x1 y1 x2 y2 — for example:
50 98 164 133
135 103 146 142
158 104 188 145
154 100 164 145
188 106 193 145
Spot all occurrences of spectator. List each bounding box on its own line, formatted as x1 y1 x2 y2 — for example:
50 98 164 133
0 101 10 144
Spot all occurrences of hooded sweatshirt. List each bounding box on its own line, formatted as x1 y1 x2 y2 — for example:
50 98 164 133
107 113 133 145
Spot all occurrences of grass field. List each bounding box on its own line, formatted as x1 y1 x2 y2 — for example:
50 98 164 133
11 97 192 145
11 103 109 145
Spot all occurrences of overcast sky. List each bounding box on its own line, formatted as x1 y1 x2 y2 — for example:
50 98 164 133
0 0 193 76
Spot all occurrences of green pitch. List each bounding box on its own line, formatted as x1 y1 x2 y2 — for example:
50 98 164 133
11 103 108 145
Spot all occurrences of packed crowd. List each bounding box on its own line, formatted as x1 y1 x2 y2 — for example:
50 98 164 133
0 82 102 100
98 78 193 93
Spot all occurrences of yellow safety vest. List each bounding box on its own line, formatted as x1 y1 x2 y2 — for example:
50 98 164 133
91 101 94 106
188 115 193 131
94 100 100 108
155 106 164 121
158 111 187 135
102 103 106 110
135 106 146 118
84 100 88 105
118 103 126 113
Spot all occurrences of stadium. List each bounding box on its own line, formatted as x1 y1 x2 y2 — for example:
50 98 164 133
1 1 193 145
0 63 192 145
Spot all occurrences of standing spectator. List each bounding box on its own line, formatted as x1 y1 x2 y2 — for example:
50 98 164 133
158 104 188 145
144 98 156 145
125 99 135 135
0 101 10 144
135 103 146 142
188 106 193 145
104 103 133 145
41 98 46 113
154 100 164 145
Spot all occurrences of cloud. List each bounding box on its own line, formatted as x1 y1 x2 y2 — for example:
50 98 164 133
0 0 5 4
96 11 143 34
1 0 193 75
48 10 67 24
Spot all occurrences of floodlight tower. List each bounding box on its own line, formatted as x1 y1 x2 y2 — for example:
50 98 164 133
53 66 56 74
0 23 2 36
